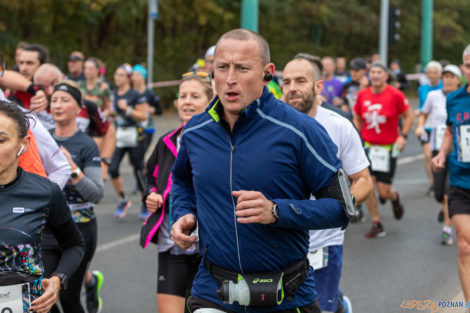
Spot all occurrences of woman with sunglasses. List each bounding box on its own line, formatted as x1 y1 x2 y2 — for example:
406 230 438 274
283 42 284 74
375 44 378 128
142 72 212 313
0 99 85 313
42 80 104 313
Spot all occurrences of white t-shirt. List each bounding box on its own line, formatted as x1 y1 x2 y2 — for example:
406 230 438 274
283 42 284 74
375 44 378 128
309 106 370 251
421 89 448 151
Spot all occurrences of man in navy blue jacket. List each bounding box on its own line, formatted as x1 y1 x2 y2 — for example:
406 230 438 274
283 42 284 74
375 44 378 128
171 29 349 313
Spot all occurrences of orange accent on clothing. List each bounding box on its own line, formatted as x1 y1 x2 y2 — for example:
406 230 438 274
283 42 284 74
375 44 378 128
18 130 47 177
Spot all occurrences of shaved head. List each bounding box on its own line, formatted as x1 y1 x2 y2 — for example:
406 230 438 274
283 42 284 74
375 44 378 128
216 28 270 66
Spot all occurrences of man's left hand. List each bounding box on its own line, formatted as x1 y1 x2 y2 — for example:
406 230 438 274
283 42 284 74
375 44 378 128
233 190 276 224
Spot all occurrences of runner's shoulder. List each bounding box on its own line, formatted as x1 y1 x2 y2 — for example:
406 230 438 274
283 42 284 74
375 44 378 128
447 85 468 105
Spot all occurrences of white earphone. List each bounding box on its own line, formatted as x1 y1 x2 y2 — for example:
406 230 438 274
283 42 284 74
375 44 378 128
17 144 24 157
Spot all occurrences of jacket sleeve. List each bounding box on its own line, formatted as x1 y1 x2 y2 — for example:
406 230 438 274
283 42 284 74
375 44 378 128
271 120 349 230
171 138 197 223
142 139 161 204
29 114 71 189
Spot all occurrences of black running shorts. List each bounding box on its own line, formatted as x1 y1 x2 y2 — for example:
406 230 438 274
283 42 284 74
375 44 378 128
157 251 200 297
448 186 470 218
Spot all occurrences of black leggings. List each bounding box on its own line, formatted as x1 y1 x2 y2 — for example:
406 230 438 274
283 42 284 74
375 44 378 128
42 219 98 313
108 141 146 192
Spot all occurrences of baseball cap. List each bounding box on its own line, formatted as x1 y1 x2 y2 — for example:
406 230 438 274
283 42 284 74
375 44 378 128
350 58 367 70
68 51 84 62
443 64 462 79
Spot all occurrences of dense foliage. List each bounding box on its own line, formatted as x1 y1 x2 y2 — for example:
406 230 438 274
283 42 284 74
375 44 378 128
1 0 469 105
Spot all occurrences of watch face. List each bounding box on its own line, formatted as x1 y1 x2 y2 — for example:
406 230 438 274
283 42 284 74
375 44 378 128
71 172 78 179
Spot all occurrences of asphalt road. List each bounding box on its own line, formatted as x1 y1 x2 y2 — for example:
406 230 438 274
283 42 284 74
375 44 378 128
84 105 465 313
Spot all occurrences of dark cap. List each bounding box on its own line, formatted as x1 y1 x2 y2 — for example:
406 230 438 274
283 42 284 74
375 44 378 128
68 51 84 62
350 58 367 70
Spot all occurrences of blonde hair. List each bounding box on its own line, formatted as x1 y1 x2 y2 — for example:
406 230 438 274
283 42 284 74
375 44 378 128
180 74 213 100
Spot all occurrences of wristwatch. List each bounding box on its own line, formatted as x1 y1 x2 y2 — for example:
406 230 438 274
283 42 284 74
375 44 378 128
272 203 279 221
101 157 112 166
70 168 81 179
52 272 68 290
401 133 408 139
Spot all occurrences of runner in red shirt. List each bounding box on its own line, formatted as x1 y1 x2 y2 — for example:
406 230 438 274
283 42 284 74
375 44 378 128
354 62 414 238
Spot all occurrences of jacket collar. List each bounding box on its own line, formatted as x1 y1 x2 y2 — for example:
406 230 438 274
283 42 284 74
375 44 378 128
162 124 184 158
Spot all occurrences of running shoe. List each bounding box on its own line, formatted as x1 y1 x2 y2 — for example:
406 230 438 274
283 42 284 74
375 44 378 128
86 270 103 313
365 222 386 238
139 204 150 220
426 184 434 197
343 295 353 313
391 192 404 220
441 231 454 245
115 199 131 218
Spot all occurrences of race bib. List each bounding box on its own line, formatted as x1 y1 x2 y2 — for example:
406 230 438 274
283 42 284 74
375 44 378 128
0 283 30 313
433 125 446 151
116 126 138 148
368 146 391 172
307 247 329 270
459 125 470 162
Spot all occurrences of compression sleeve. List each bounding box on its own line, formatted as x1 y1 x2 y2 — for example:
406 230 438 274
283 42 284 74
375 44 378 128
47 183 85 278
74 166 104 204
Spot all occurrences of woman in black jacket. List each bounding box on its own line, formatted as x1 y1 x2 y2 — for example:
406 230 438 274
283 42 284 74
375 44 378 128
142 72 212 313
0 99 85 313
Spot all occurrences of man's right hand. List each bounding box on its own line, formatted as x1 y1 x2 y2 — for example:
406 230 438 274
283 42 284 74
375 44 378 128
171 214 197 250
146 192 163 213
30 90 48 113
431 153 446 172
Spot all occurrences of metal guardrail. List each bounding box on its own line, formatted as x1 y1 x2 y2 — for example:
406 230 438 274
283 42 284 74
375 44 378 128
148 72 424 89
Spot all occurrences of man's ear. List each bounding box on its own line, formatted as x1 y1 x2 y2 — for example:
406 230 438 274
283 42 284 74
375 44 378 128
263 63 275 86
314 80 324 96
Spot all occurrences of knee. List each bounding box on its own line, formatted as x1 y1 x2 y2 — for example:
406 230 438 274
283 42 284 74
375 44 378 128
457 234 470 258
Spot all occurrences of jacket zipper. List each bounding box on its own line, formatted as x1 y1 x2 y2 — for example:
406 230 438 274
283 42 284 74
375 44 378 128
229 137 244 274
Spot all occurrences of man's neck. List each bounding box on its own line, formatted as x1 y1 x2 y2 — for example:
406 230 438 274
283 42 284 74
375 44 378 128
308 102 318 119
371 84 386 94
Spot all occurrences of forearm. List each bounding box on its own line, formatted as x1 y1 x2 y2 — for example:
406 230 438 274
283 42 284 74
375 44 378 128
350 175 373 204
0 70 31 91
73 167 104 204
439 128 454 157
50 219 85 278
417 114 428 129
401 110 414 135
128 107 148 122
272 198 348 230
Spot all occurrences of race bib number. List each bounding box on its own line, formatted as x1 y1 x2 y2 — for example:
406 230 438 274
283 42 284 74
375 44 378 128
368 146 390 172
433 125 446 151
307 247 329 270
0 283 30 313
116 126 138 148
459 125 470 162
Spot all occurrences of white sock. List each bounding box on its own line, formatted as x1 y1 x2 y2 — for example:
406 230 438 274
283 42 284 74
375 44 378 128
443 226 452 234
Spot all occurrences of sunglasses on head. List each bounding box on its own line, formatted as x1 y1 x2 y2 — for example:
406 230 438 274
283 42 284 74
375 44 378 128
182 71 210 78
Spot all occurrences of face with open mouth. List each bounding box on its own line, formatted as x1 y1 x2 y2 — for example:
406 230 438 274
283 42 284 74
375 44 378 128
213 38 267 121
177 79 210 124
